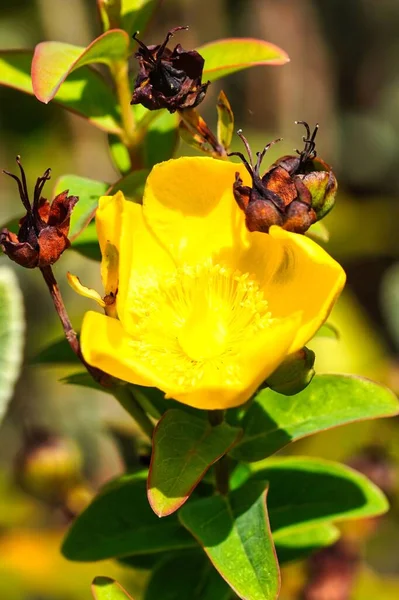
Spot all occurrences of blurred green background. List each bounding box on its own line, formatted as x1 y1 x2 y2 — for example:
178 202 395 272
1 0 399 598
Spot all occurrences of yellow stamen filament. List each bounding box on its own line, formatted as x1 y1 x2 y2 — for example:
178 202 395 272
128 261 276 390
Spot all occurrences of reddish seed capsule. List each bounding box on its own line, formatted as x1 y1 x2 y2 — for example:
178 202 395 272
130 27 210 113
0 157 78 268
230 122 337 234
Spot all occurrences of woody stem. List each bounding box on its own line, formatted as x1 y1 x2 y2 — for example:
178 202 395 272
39 266 104 383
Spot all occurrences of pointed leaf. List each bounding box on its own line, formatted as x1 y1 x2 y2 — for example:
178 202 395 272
306 220 330 243
0 267 24 424
200 38 289 82
231 374 399 462
53 175 109 240
144 551 231 600
250 456 389 538
0 50 121 133
62 371 104 392
275 523 340 565
148 409 242 517
32 30 130 103
33 336 79 365
216 90 234 151
313 322 339 339
92 577 135 600
62 471 196 561
179 480 280 600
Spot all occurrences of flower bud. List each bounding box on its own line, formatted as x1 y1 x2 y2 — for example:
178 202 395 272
266 347 315 396
131 27 210 113
230 123 337 234
1 157 78 268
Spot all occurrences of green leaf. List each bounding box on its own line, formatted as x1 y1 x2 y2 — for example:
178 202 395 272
179 480 280 600
33 336 79 365
62 471 196 561
71 222 101 260
199 38 289 82
250 456 389 538
231 374 399 462
0 267 24 424
275 523 340 565
148 409 241 517
32 30 130 103
0 50 121 134
144 551 231 600
121 0 161 39
144 109 180 167
53 175 109 241
92 577 135 600
216 90 234 152
62 371 104 392
109 169 149 202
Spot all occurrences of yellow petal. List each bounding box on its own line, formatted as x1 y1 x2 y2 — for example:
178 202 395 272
66 272 105 308
171 312 302 410
142 157 250 265
266 226 346 352
117 200 175 333
81 311 173 389
96 191 124 296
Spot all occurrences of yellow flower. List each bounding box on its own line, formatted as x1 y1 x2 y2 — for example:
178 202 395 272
77 157 345 410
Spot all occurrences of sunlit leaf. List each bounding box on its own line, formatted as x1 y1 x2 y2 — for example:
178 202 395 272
216 90 234 151
109 169 149 202
250 456 389 537
0 51 121 133
108 134 132 175
231 374 399 462
32 30 130 103
53 175 109 240
121 0 161 39
144 109 179 167
0 267 24 424
275 523 340 565
62 472 196 561
92 577 135 600
179 480 280 600
199 38 289 82
313 322 339 340
148 409 241 516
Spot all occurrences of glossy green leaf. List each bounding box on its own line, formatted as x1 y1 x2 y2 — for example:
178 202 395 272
0 267 24 424
109 169 149 202
179 480 280 600
250 456 388 538
148 409 241 516
144 551 231 600
62 471 196 561
121 0 161 39
62 371 104 392
32 30 130 103
92 577 135 600
231 374 399 462
199 38 289 82
71 222 101 260
53 175 109 241
216 90 234 151
275 523 340 565
0 51 121 133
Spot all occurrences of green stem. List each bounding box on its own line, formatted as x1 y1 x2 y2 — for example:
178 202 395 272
208 410 230 495
111 59 143 168
114 386 155 440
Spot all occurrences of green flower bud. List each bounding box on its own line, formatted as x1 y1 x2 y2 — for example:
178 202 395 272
266 347 315 396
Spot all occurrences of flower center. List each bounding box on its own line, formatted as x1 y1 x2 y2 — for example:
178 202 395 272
128 261 274 390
